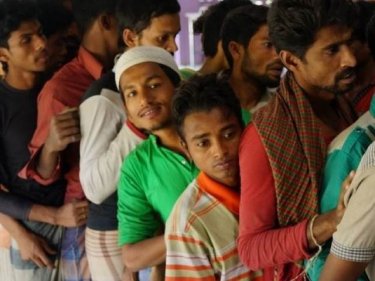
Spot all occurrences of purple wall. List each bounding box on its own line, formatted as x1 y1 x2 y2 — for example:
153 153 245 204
176 0 221 68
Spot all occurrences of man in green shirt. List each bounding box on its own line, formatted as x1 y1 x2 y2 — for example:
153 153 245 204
114 46 199 276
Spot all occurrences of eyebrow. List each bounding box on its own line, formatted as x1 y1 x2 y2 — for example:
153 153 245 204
189 123 238 141
122 74 162 91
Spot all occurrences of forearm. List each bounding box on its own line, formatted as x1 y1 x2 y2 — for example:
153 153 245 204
238 219 310 269
307 211 337 248
0 213 27 241
122 235 166 272
28 204 59 225
0 192 33 220
36 146 59 179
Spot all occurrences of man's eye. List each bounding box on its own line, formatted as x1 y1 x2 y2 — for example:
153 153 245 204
21 36 31 44
157 35 169 44
149 83 161 89
263 41 273 48
197 140 209 147
326 45 339 55
127 91 136 98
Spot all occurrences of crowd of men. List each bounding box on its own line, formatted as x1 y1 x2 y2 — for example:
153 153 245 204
1 0 375 280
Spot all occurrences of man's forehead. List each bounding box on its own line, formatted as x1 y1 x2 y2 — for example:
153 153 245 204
313 25 353 48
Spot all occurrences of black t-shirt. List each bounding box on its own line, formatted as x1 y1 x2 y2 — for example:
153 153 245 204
0 80 65 207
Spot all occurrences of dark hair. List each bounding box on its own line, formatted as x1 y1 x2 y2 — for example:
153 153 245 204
354 1 375 43
36 0 74 38
116 0 180 34
72 0 118 35
159 64 180 87
194 0 250 58
172 74 243 139
268 0 357 59
221 4 268 69
367 14 375 58
0 0 38 47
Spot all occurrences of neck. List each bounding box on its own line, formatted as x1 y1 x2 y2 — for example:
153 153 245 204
292 73 348 134
81 27 115 71
198 56 227 76
229 70 266 110
153 125 185 155
5 68 39 90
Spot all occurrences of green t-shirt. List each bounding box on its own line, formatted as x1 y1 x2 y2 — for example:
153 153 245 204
179 68 196 81
117 135 199 245
241 109 252 125
307 97 375 281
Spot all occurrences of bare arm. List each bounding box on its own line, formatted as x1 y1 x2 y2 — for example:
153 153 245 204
122 235 165 272
319 254 367 281
28 200 89 227
0 213 55 268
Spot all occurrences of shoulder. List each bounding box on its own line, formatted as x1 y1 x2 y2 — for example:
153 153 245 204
167 181 200 232
81 72 116 102
123 138 154 169
328 111 375 155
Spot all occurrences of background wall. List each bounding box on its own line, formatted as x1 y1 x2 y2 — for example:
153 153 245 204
175 0 271 69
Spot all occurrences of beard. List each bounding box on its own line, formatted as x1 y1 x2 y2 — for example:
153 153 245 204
322 67 356 95
241 56 281 88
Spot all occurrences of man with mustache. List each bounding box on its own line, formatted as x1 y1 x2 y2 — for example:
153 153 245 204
316 11 375 281
79 1 181 280
237 0 358 280
114 46 199 280
220 3 283 124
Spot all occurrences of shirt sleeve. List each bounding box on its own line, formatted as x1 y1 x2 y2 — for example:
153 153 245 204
117 154 161 246
0 191 32 220
331 166 375 263
18 82 64 184
79 95 142 204
237 125 310 270
165 211 215 281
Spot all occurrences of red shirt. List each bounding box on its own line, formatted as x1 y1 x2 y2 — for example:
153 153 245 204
19 47 104 202
238 124 311 281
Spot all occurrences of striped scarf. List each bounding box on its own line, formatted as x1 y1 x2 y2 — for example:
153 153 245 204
252 72 355 227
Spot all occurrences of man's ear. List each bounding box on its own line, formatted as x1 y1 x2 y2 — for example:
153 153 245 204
228 41 242 64
99 13 115 31
179 138 192 160
122 29 138 48
0 47 9 65
279 50 302 73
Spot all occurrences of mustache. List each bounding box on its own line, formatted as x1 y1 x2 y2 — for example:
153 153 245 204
266 60 283 71
335 67 356 81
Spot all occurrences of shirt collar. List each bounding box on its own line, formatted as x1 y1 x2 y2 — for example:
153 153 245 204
126 120 147 140
77 46 104 80
197 172 240 215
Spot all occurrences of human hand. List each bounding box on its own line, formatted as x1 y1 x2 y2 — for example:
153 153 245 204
44 107 80 153
15 230 56 268
335 170 355 226
55 200 88 227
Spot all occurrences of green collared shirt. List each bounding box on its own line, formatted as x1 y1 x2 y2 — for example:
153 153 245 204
307 97 375 281
117 134 199 245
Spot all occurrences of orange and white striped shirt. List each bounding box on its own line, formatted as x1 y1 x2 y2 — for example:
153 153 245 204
165 172 263 281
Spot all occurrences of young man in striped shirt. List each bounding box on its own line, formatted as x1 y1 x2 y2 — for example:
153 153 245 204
165 74 262 281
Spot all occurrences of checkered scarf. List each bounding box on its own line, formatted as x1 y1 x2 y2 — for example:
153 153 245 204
253 72 355 226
